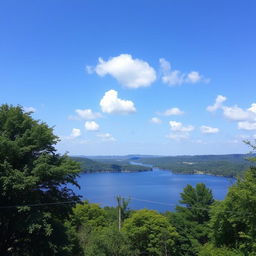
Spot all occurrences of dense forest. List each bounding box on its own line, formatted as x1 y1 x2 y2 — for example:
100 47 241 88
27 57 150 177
1 105 256 255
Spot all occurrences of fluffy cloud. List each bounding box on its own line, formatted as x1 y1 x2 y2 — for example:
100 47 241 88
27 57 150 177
186 71 202 83
85 121 99 131
206 95 227 112
248 103 256 113
100 90 136 114
24 106 36 113
238 121 256 130
150 117 162 124
70 128 81 138
169 121 194 132
159 58 208 86
200 125 219 134
88 54 156 88
97 133 116 141
207 96 256 128
162 107 184 116
74 109 101 120
222 106 255 121
167 121 194 140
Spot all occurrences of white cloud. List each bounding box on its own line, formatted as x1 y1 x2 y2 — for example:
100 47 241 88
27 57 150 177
238 121 256 130
89 54 156 88
222 106 255 121
24 106 36 113
162 107 184 116
166 133 189 140
248 103 256 114
206 95 227 112
70 128 81 138
73 109 102 120
85 121 100 131
97 133 116 141
100 89 136 114
169 121 194 132
150 117 162 124
207 97 256 125
186 71 202 83
200 125 219 134
159 58 208 86
167 121 194 141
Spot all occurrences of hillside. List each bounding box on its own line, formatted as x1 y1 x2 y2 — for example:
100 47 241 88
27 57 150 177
71 156 152 173
136 154 253 177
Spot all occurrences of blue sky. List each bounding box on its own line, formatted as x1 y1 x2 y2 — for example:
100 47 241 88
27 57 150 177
1 0 256 155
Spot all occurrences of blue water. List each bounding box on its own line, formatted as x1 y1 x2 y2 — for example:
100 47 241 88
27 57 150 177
71 166 235 212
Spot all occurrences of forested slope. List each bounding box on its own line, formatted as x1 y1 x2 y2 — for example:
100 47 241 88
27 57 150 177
137 154 251 177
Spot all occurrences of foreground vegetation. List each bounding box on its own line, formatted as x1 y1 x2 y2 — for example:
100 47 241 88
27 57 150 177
1 104 256 255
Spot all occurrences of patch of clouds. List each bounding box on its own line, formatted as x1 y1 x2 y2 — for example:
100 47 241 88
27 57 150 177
97 133 116 141
200 125 219 134
206 95 227 112
169 121 194 132
161 107 184 116
238 121 256 131
70 128 81 138
85 121 100 131
248 103 256 114
167 121 194 141
222 106 255 121
100 89 136 114
24 106 36 113
87 54 156 88
69 109 102 120
150 117 162 124
159 58 208 86
186 71 203 83
207 96 256 123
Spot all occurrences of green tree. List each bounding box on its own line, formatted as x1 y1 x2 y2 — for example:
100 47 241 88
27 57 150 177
84 225 132 256
0 104 81 255
71 201 107 231
210 167 256 254
123 209 178 256
199 243 243 256
169 183 214 255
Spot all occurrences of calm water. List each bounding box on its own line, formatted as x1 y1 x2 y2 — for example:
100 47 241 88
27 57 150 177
72 166 235 212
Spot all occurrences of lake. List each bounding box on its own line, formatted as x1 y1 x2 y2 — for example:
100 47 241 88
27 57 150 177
72 166 235 212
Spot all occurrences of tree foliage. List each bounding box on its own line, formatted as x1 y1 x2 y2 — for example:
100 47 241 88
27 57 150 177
210 167 256 254
168 183 214 255
0 104 81 255
123 209 178 256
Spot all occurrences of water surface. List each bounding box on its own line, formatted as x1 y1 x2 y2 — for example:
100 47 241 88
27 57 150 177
72 166 235 212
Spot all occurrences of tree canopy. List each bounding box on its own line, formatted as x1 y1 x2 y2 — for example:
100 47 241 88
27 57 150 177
0 104 81 255
123 209 178 256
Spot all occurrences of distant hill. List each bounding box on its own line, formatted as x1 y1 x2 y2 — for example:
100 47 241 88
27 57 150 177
135 154 254 177
71 156 152 173
71 154 255 177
